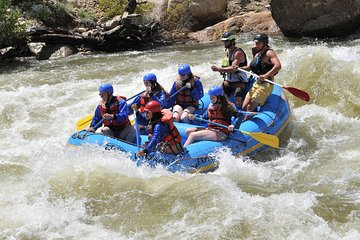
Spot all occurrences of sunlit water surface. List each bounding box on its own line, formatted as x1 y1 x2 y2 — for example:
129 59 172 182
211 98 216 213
0 34 359 239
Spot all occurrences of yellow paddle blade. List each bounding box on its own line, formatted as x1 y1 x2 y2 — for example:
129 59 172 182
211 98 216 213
241 131 279 148
76 114 135 131
76 115 93 131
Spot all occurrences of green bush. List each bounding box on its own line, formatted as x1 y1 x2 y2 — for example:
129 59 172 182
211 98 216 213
98 0 127 18
163 0 191 30
97 0 154 18
135 1 154 15
0 0 24 48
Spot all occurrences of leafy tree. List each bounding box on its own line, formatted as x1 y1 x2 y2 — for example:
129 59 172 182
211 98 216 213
0 0 24 48
98 0 127 18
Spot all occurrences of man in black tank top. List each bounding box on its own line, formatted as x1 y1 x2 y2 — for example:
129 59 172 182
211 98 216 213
242 33 282 120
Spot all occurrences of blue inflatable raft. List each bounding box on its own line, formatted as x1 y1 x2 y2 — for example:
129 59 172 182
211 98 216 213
68 84 290 173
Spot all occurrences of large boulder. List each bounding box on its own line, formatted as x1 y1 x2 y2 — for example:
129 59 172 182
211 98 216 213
167 0 227 30
188 11 280 42
271 0 360 38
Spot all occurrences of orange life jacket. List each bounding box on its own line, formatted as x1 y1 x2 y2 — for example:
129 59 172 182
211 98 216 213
139 94 150 113
148 109 182 146
139 91 169 112
175 76 199 108
99 96 131 131
208 103 231 134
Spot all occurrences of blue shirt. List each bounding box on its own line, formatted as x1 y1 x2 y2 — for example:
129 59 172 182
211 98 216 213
128 90 167 114
167 78 204 108
90 97 129 131
136 113 170 153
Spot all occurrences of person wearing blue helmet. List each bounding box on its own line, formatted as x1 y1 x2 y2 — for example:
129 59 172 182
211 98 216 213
88 83 137 143
183 86 236 147
242 33 281 120
168 63 204 123
211 31 249 108
129 72 168 113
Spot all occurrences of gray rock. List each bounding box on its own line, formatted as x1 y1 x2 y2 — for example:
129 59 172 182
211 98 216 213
271 0 360 38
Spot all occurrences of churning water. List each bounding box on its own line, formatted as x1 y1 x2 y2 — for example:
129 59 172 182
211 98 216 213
0 34 359 239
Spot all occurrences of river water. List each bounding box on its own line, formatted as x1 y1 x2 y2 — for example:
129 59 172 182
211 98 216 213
0 34 359 239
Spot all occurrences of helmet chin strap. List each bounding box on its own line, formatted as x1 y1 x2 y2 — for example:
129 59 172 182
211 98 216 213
106 94 113 103
259 42 267 52
211 96 219 104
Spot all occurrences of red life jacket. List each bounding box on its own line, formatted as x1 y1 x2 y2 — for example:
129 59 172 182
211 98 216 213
99 96 131 131
148 109 182 146
175 76 199 108
139 90 169 112
139 94 150 113
208 103 231 134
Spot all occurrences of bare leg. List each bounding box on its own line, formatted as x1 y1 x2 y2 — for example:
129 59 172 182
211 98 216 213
101 126 114 137
242 95 251 110
181 106 196 123
183 129 218 147
243 100 259 121
172 105 183 122
118 125 137 143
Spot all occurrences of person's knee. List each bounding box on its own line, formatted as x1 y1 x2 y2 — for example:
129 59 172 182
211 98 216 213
222 84 233 97
101 129 113 137
181 115 190 123
185 128 194 136
172 110 181 122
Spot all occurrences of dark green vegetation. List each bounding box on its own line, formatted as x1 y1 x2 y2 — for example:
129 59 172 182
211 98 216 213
0 0 25 48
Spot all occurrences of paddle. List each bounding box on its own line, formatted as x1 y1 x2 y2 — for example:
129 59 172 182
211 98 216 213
238 110 258 115
76 115 93 131
92 118 104 130
133 111 140 150
193 116 279 148
238 68 310 102
76 90 146 131
167 86 187 101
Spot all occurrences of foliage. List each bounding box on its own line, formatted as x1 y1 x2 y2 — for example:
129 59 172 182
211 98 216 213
77 8 94 21
163 0 191 30
53 2 73 16
0 0 24 48
26 1 72 23
97 0 154 18
98 0 127 18
135 1 154 15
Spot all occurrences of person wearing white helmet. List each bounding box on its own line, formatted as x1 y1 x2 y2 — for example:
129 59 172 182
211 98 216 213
211 31 248 108
88 83 137 143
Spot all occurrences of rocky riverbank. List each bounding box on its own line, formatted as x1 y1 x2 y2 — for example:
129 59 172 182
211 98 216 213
1 0 359 61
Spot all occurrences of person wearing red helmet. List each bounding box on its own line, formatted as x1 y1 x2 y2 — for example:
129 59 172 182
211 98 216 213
242 33 282 120
135 101 183 156
88 83 137 143
167 63 204 123
184 86 236 147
